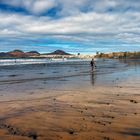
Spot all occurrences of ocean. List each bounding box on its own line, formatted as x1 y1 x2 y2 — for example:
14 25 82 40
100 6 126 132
0 58 139 100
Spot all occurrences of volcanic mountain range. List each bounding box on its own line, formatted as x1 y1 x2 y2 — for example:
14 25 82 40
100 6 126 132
0 50 71 58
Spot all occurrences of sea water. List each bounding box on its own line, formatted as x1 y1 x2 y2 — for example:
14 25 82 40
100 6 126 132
0 59 139 99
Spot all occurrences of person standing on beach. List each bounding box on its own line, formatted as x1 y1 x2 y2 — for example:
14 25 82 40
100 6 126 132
90 58 96 71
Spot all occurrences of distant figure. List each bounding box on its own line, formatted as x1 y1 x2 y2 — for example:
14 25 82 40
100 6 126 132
15 59 17 63
90 58 96 71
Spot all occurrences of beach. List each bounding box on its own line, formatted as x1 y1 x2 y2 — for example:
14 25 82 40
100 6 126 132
0 59 139 140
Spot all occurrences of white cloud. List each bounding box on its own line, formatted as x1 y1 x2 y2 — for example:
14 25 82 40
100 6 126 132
0 10 140 44
28 0 56 15
0 10 140 41
0 0 56 15
1 0 139 16
9 0 124 16
0 0 140 52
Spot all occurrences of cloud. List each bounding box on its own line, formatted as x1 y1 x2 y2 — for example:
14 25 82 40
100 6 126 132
0 0 57 15
26 0 56 15
0 0 140 53
1 0 140 16
1 11 139 41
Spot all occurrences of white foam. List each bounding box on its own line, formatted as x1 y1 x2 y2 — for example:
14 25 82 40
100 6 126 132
0 58 90 66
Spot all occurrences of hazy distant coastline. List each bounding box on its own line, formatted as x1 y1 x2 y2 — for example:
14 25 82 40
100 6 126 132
95 51 140 59
0 49 140 59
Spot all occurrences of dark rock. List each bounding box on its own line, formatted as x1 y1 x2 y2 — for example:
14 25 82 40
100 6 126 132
68 129 75 135
130 100 138 103
27 131 38 139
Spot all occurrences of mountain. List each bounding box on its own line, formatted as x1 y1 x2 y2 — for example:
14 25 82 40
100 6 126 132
0 49 71 58
10 49 24 53
26 51 40 56
8 50 27 58
46 50 71 55
0 50 40 58
0 52 12 58
27 51 40 54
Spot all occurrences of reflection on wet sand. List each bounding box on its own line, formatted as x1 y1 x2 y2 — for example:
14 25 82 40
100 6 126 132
0 59 139 140
90 70 96 86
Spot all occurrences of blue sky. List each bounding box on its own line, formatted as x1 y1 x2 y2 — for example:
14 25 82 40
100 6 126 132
0 0 140 54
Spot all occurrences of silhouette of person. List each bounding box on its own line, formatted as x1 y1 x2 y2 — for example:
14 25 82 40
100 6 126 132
90 58 96 71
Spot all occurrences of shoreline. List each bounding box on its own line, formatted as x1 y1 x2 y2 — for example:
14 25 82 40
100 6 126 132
0 59 139 140
0 85 139 140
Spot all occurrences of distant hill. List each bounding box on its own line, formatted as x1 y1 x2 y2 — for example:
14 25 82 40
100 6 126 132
8 50 26 58
9 49 24 53
0 50 40 58
0 52 12 58
26 51 40 56
46 50 71 55
27 51 40 54
0 49 72 58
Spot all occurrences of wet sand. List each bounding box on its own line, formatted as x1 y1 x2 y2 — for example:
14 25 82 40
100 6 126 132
0 59 139 140
0 84 139 140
